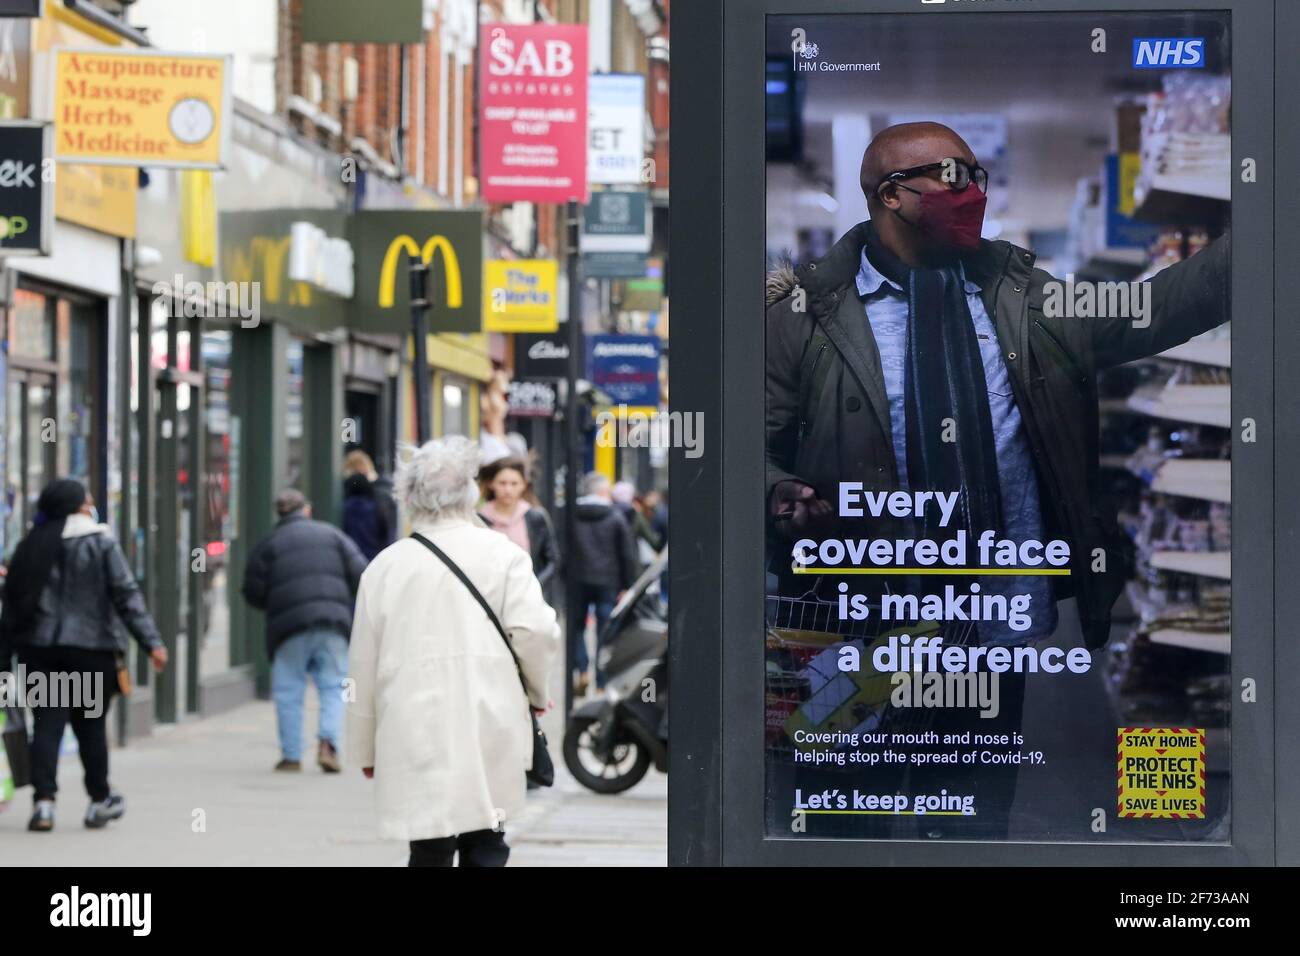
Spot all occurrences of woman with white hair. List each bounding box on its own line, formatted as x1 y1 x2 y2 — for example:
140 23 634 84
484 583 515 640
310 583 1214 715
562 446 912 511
346 436 559 866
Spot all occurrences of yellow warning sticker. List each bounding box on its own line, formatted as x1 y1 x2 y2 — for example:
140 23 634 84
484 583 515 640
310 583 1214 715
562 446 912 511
1117 727 1205 819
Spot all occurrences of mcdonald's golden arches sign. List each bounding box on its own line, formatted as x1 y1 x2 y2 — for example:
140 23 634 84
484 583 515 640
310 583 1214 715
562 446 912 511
350 209 483 334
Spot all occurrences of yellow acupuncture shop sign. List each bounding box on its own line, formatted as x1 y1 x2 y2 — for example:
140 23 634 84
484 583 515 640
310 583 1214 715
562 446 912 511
54 48 231 169
1117 727 1205 819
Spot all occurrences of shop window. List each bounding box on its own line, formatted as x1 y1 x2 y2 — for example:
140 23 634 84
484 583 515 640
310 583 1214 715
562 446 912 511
9 288 55 362
441 377 468 437
67 302 104 498
200 328 234 678
286 338 306 490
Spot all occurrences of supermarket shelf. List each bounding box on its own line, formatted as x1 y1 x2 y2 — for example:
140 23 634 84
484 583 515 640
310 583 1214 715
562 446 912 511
1149 628 1230 655
1151 550 1231 580
1157 337 1230 368
1100 398 1140 415
1132 167 1231 225
1150 459 1230 503
1080 248 1148 278
1127 384 1230 428
1144 171 1231 203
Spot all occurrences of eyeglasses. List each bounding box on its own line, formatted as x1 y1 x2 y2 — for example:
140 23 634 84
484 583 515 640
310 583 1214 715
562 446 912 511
878 158 989 195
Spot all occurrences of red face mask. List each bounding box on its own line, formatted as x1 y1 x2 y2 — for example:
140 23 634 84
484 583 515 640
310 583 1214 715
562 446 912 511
904 186 988 251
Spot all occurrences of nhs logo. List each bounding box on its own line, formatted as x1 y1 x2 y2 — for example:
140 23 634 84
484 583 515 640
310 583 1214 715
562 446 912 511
1132 37 1206 69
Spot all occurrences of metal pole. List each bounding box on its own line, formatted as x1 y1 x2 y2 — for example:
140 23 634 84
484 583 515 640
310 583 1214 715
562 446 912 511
410 256 432 444
563 199 583 718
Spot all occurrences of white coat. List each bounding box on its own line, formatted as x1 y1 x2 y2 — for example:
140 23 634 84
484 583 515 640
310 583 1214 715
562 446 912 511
346 517 560 842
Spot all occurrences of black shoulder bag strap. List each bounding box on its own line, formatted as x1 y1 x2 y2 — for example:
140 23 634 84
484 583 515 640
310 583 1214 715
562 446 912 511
410 531 555 787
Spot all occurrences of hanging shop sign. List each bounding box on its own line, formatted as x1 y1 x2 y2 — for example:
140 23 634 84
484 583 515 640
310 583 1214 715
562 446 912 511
30 4 137 237
0 1 42 18
581 187 650 252
479 22 588 204
53 48 232 169
587 333 660 408
350 208 483 335
582 187 651 278
618 257 664 312
219 207 349 332
0 120 51 255
515 331 571 378
589 72 646 186
620 276 664 313
583 250 649 278
288 220 354 299
0 1 42 17
507 379 558 418
299 0 423 44
483 258 558 333
0 18 32 119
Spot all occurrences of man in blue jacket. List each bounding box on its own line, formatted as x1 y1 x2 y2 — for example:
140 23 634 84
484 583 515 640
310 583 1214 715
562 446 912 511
243 489 366 773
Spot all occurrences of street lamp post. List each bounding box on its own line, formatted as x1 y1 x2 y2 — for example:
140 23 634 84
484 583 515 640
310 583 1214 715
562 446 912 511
409 255 432 444
563 199 583 718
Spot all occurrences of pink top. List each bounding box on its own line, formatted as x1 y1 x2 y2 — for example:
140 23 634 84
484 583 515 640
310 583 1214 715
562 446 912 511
480 500 531 553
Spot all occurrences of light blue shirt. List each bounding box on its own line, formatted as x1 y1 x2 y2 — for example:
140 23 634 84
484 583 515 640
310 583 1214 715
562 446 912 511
856 248 1057 645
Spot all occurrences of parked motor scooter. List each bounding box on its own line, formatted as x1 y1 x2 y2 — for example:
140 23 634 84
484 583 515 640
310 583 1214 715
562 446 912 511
563 549 668 794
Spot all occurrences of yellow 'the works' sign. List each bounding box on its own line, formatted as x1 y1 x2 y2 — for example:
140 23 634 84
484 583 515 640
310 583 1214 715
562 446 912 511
54 48 231 169
483 259 559 333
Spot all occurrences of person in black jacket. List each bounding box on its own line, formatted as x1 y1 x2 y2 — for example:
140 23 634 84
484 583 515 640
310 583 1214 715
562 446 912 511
567 472 638 694
242 488 366 773
342 472 390 561
0 478 167 833
343 450 397 559
476 457 560 600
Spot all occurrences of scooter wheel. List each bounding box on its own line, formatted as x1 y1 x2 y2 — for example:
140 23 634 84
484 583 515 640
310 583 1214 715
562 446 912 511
563 715 651 794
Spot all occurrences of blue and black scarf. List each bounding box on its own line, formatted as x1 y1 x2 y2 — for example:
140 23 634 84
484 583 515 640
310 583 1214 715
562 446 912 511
862 223 1003 542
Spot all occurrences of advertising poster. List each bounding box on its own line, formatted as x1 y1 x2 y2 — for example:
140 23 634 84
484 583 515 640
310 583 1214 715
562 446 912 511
764 11 1232 843
479 22 588 204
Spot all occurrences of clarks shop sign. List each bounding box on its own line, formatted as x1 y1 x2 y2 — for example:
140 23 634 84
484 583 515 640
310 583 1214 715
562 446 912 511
349 209 483 335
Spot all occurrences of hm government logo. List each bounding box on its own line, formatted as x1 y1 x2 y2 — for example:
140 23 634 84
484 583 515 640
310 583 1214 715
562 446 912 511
791 33 879 74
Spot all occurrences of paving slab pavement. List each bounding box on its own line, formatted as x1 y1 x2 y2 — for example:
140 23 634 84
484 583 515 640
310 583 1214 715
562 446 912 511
0 696 666 867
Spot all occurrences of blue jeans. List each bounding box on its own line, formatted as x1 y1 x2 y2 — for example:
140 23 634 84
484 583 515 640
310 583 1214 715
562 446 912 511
271 629 348 761
567 584 618 686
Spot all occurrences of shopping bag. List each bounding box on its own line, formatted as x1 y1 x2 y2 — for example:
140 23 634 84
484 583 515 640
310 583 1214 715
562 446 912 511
1 706 31 793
